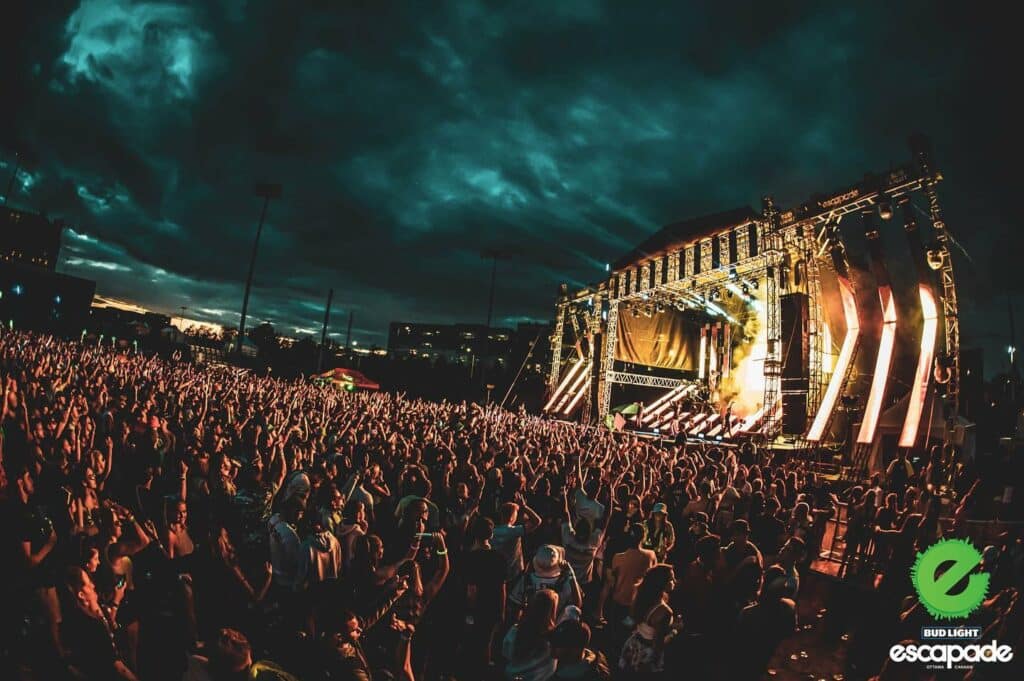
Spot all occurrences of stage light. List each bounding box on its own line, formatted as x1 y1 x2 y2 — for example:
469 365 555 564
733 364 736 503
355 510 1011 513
741 284 750 296
858 286 897 445
632 307 640 318
926 246 944 270
807 276 860 442
878 196 894 221
711 289 721 302
562 376 591 415
605 262 611 272
726 289 733 299
900 285 938 448
54 295 61 304
545 359 587 411
655 302 665 314
12 284 23 295
729 266 738 280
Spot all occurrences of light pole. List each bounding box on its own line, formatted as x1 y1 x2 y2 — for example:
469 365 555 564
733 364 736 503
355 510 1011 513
237 182 282 357
481 249 511 329
318 288 334 373
3 151 20 206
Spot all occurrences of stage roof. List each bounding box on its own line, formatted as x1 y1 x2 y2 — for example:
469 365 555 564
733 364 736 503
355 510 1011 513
613 206 756 271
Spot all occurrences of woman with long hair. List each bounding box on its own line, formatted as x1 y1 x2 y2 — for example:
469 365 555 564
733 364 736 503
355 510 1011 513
619 564 678 678
502 588 557 681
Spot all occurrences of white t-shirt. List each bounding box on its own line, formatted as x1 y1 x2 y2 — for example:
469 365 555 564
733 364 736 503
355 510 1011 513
574 488 605 523
492 523 527 581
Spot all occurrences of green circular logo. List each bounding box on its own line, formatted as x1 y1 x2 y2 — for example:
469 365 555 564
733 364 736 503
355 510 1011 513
911 538 990 620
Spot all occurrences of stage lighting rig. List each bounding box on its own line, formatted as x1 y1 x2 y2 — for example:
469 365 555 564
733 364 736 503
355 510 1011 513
878 195 894 221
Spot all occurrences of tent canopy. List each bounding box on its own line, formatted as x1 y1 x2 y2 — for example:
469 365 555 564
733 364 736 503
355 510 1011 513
317 367 380 391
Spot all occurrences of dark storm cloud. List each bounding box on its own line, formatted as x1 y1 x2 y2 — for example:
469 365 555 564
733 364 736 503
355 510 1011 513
2 1 1019 370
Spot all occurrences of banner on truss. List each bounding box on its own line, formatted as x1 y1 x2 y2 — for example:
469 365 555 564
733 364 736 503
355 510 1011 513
615 309 700 371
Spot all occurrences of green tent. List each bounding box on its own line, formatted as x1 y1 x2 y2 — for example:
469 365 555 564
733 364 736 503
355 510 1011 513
604 402 641 430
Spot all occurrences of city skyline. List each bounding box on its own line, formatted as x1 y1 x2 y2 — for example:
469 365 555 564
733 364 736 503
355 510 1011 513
2 1 1020 373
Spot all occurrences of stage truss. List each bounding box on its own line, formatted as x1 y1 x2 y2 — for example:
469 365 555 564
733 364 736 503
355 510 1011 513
546 136 961 452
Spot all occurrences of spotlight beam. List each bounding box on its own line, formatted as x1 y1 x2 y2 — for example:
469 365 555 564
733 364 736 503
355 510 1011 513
807 276 860 442
899 200 940 448
857 286 897 444
900 286 938 447
857 210 897 445
544 359 586 411
555 360 592 413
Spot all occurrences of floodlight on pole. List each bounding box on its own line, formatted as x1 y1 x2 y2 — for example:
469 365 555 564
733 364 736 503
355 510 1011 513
237 182 282 356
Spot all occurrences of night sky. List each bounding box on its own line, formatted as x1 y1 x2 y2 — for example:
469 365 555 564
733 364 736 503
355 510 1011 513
2 2 1020 374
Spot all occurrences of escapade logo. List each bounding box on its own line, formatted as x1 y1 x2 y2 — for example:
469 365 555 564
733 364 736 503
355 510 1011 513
889 641 1013 670
888 538 1013 670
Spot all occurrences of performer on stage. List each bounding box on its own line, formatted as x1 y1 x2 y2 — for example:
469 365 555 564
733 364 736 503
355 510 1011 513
722 400 735 437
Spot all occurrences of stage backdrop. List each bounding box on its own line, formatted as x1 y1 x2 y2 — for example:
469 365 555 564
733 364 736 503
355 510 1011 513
615 308 701 371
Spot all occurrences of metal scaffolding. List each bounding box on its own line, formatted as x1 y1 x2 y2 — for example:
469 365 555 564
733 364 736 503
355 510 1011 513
597 301 619 418
761 197 783 436
604 371 690 389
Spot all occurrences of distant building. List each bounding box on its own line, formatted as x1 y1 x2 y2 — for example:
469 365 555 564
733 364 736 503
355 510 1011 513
0 261 95 333
0 207 63 270
387 321 551 372
388 322 514 369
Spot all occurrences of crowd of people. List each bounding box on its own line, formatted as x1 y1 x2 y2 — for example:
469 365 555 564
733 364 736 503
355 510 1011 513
1 329 1021 681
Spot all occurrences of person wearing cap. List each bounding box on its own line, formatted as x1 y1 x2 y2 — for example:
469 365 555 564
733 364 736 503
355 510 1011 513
723 518 762 572
509 545 582 618
550 619 611 681
641 503 675 562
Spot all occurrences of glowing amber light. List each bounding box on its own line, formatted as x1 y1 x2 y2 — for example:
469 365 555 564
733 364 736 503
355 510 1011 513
698 327 708 380
857 286 897 444
563 377 591 415
544 359 586 411
556 360 592 412
643 384 695 423
899 286 938 448
807 277 860 442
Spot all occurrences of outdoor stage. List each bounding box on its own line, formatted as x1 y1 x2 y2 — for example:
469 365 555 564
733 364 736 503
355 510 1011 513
543 135 965 476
